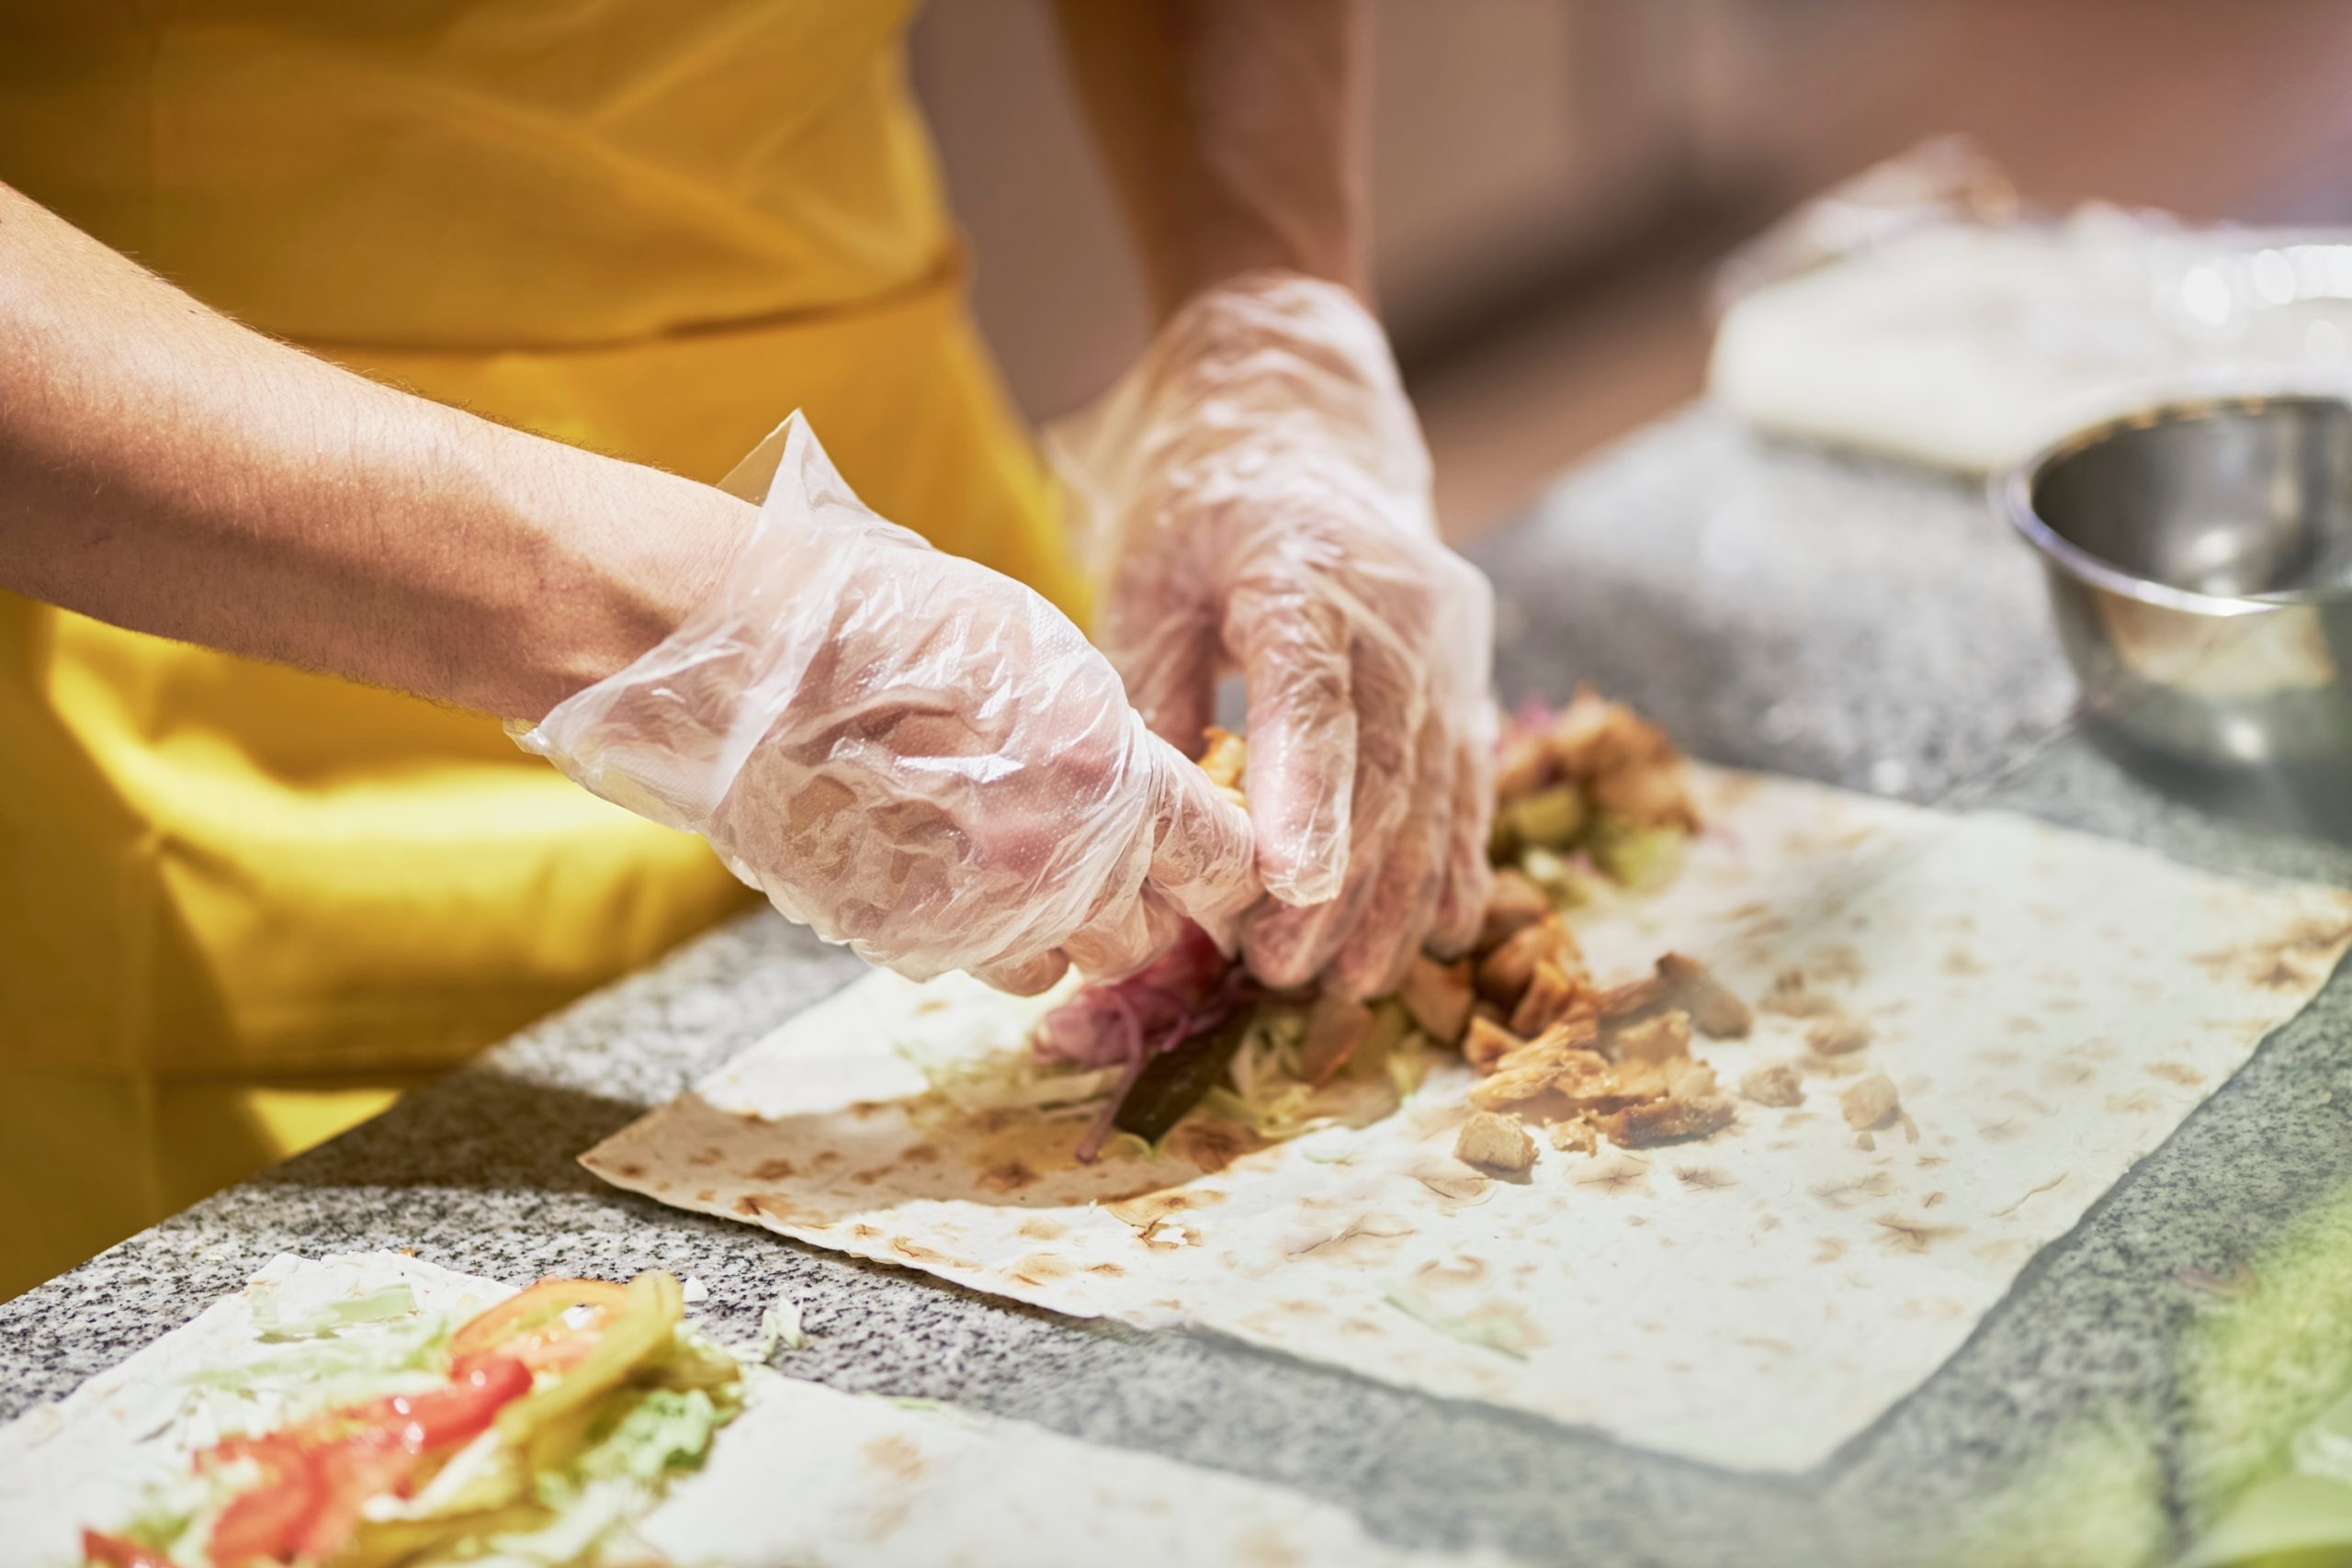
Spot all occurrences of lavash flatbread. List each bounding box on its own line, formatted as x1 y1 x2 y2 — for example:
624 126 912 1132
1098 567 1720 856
0 1252 1499 1568
585 769 2352 1472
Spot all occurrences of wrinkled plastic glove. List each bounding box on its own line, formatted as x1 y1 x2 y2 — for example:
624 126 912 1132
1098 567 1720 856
512 413 1257 995
1049 272 1498 1001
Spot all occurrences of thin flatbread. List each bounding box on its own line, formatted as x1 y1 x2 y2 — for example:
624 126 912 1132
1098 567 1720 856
0 1252 1498 1568
586 769 2352 1472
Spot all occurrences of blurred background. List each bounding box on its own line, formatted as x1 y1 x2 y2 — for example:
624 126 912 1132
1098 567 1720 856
912 0 2352 536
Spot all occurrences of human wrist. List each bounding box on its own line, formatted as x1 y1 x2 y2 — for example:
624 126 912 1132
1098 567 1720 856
488 439 759 722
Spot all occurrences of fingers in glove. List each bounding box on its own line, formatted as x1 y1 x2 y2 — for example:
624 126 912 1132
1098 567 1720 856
1327 711 1453 998
1112 601 1223 760
1428 729 1496 958
973 949 1072 997
1242 633 1418 989
1136 728 1261 939
1058 885 1189 984
1229 585 1355 907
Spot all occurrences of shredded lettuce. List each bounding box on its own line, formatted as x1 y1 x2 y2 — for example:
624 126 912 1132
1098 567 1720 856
895 1039 1120 1115
747 1292 809 1360
251 1280 419 1340
1587 817 1687 890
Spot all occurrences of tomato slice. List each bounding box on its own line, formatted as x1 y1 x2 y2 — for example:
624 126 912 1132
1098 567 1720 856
204 1436 318 1568
288 1429 420 1563
80 1531 179 1568
448 1279 627 1374
343 1354 534 1453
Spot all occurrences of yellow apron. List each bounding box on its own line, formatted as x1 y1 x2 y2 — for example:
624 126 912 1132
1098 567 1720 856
0 0 1080 1299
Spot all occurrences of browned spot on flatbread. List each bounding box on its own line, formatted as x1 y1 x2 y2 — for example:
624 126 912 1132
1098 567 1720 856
849 1167 888 1187
1807 944 1865 985
1813 1238 1847 1264
2107 1090 2161 1115
863 1434 926 1483
1923 1190 1946 1208
1942 948 1988 977
1103 1187 1226 1230
695 1188 715 1202
1086 1261 1125 1277
2041 1059 2096 1089
848 1100 888 1121
687 1147 722 1168
1289 1213 1416 1266
1415 1257 1489 1289
2149 1061 2204 1088
1010 1251 1073 1286
1873 1213 1962 1253
2005 1016 2044 1037
850 1222 884 1241
1163 1117 1263 1174
1572 1154 1651 1195
750 1158 797 1181
1740 1337 1796 1356
976 1159 1039 1194
1411 1163 1494 1205
888 1235 978 1271
1811 1170 1897 1211
1674 1165 1736 1190
1916 1153 1948 1168
901 1144 941 1165
1017 1216 1066 1241
1237 1529 1304 1568
733 1192 830 1229
1977 1118 2023 1143
612 1161 646 1179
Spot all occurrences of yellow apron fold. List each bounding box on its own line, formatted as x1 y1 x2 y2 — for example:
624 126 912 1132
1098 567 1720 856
0 0 1073 1297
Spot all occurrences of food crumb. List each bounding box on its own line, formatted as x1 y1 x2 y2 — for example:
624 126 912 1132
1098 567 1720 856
1841 1073 1901 1132
1456 1111 1539 1175
1807 1016 1874 1056
1739 1062 1805 1108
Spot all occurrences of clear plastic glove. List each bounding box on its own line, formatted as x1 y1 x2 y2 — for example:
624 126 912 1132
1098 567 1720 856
512 414 1257 995
1049 272 1497 1000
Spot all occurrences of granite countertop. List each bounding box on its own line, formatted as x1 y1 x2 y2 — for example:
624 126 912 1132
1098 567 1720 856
10 408 2352 1567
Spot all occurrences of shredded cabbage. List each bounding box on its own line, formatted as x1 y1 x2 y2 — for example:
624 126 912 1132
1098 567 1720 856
251 1280 419 1340
895 1039 1120 1116
1587 817 1687 890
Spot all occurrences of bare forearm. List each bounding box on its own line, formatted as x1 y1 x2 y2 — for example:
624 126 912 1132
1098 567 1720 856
0 182 752 720
1051 0 1369 317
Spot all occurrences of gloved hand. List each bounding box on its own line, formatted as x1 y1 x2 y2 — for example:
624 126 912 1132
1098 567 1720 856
1049 272 1497 1001
513 413 1257 995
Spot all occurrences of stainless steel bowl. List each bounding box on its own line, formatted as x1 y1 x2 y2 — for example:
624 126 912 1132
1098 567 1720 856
1996 393 2352 771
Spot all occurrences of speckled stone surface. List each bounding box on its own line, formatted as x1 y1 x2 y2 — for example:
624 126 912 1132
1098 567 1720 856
8 407 2352 1567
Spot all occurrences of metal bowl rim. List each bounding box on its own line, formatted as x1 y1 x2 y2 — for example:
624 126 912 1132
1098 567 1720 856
1994 391 2352 617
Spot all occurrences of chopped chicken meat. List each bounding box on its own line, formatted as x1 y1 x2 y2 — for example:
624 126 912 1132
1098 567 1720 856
1739 1063 1805 1108
1476 914 1586 1009
1610 1008 1691 1065
1841 1073 1901 1131
1298 991 1375 1087
1806 1016 1873 1056
1456 1111 1539 1175
1463 1014 1523 1074
1657 953 1753 1038
1604 1096 1736 1147
1197 726 1249 807
1478 869 1554 948
1399 956 1476 1045
1510 958 1591 1036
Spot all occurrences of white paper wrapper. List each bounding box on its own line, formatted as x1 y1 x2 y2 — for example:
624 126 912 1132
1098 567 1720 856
0 1252 1497 1568
1709 212 2352 472
585 769 2352 1472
